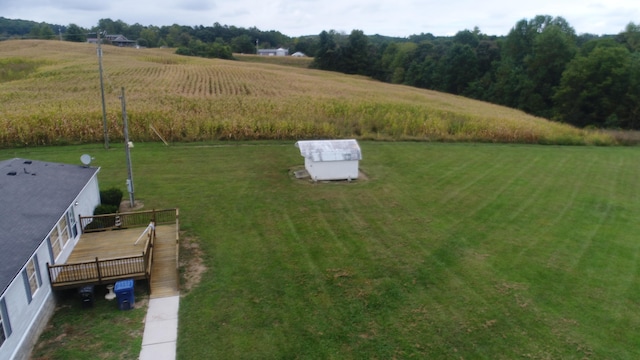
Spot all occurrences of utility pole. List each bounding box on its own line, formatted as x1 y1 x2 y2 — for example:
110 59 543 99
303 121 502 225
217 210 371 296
120 87 135 208
97 31 109 149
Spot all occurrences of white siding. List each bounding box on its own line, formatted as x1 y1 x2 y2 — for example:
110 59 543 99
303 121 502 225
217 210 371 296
305 158 359 181
58 174 100 263
0 241 54 360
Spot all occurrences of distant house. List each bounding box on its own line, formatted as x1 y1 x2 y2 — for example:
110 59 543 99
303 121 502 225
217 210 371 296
0 158 100 360
258 48 289 56
87 34 136 47
107 34 136 47
295 139 362 181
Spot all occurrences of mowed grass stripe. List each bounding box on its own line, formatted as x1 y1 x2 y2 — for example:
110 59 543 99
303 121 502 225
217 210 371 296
568 153 640 303
610 158 640 301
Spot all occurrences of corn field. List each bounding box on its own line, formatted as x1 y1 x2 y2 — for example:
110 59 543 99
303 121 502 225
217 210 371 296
0 40 613 147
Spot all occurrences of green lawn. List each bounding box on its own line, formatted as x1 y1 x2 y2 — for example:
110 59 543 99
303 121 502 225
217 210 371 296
30 286 147 359
8 142 640 359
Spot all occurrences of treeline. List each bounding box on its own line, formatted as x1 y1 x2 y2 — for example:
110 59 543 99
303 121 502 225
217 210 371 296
2 16 639 129
0 17 308 56
0 17 67 40
313 16 640 130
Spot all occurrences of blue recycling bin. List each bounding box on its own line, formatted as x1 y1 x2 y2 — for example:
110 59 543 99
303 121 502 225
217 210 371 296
114 279 135 310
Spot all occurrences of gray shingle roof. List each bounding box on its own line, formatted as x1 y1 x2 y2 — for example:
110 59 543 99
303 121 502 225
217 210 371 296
0 158 100 293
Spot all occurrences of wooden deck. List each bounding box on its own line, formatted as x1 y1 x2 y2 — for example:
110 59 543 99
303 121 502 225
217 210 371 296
67 226 153 263
48 209 180 298
149 224 180 298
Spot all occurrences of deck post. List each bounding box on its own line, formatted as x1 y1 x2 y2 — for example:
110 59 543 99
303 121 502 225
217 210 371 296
46 262 53 285
95 257 102 283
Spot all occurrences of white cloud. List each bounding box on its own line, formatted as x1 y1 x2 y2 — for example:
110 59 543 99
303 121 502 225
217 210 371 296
1 0 638 36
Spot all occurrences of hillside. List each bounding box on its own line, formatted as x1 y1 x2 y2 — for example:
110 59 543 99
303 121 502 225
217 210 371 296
0 40 610 147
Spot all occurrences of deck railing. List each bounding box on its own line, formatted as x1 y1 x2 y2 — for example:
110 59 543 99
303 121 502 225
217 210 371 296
47 221 156 288
80 208 178 233
47 255 146 286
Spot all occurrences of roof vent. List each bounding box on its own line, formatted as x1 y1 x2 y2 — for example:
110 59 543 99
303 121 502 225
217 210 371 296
23 160 32 165
7 171 17 176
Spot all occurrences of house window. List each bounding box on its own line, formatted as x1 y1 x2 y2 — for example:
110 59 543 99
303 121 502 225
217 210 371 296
68 207 78 238
59 216 69 247
0 298 11 347
0 299 11 346
50 227 61 259
0 316 4 346
50 215 71 261
26 259 39 295
22 255 42 303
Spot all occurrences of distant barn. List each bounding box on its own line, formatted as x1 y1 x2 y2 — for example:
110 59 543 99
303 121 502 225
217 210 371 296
257 48 289 56
295 139 362 181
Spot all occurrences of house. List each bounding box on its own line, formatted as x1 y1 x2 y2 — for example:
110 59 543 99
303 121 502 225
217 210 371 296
0 158 100 360
106 35 137 47
87 34 137 47
295 139 362 181
257 48 289 56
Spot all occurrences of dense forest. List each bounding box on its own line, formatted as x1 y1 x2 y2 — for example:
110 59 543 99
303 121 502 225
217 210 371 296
1 16 639 129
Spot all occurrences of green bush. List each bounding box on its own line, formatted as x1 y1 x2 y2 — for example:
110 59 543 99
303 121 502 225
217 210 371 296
87 204 119 229
100 187 123 207
84 217 112 230
94 204 118 215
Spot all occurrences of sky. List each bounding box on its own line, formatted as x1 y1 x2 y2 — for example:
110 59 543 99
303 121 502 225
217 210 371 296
2 0 639 37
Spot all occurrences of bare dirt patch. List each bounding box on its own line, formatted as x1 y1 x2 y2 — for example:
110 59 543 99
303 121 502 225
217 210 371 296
119 199 145 212
133 295 149 310
179 233 206 295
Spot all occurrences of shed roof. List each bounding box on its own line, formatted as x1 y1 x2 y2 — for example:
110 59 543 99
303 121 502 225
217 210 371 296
295 139 362 162
0 158 100 293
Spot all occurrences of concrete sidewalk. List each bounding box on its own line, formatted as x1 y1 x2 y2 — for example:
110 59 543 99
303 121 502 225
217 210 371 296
139 296 180 360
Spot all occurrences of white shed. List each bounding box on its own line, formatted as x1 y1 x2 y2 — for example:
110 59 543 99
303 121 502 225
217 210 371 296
295 139 362 181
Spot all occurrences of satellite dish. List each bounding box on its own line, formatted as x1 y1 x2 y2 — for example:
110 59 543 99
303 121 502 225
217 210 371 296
80 154 92 166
